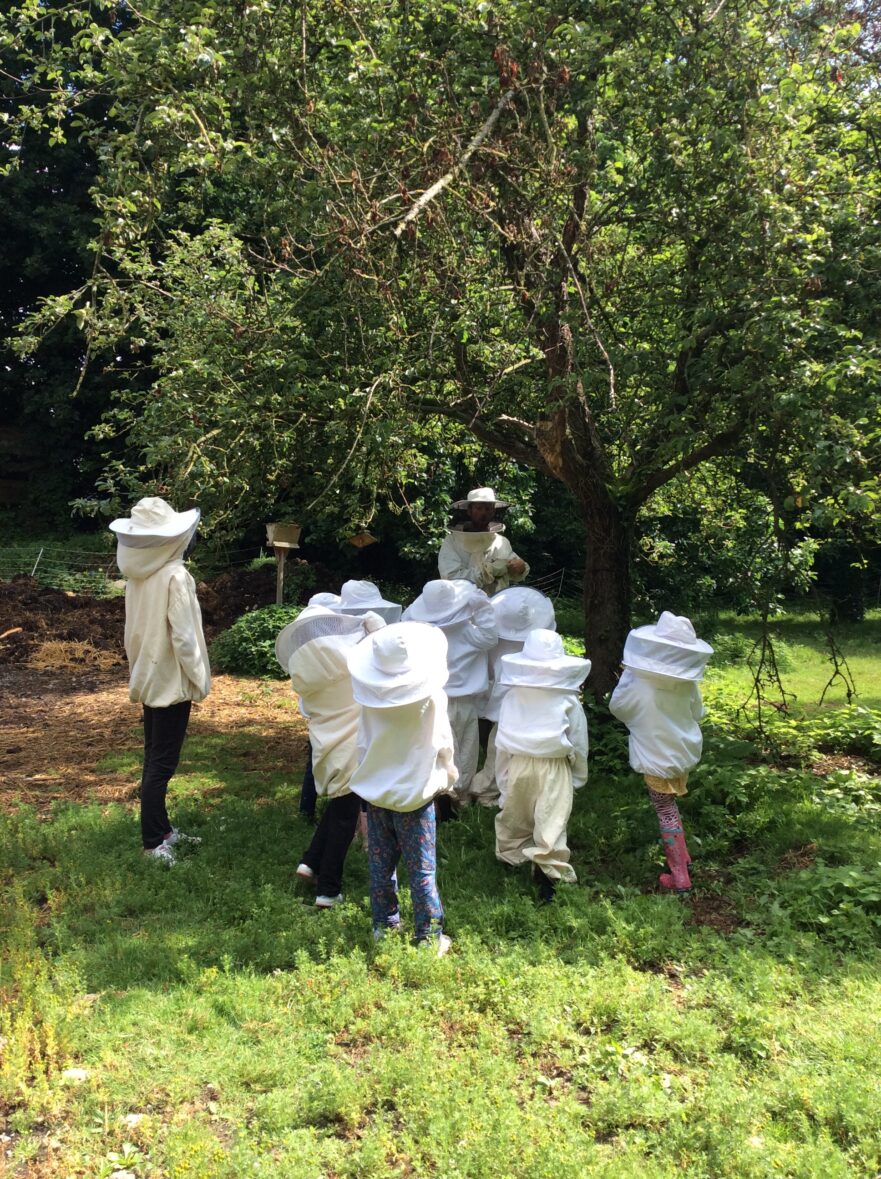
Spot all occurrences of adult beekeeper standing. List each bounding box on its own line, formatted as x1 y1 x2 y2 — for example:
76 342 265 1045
438 488 529 596
110 497 211 864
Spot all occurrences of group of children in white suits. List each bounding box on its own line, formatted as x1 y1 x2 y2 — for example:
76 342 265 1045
278 576 713 945
111 497 713 956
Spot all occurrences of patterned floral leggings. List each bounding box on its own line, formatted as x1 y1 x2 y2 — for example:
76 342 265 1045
365 800 444 942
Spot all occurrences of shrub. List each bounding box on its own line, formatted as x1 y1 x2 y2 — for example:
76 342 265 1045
210 605 301 678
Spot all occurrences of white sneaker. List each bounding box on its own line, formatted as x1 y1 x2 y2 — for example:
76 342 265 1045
144 841 176 865
315 894 343 908
166 828 201 847
418 933 452 957
296 863 315 880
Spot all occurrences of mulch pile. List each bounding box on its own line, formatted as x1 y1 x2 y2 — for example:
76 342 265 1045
0 559 338 668
0 576 126 667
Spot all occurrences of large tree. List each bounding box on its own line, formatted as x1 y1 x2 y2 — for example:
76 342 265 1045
3 0 879 690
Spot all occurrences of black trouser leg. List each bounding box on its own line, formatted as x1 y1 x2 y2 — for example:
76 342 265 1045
299 740 317 819
302 792 361 897
140 701 191 849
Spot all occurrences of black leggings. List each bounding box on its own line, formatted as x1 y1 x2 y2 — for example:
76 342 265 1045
141 702 191 849
300 791 361 896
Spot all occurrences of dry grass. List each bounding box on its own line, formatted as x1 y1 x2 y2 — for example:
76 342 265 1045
27 640 123 673
0 667 306 813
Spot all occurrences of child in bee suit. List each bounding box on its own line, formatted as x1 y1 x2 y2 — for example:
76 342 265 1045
608 611 713 895
347 622 458 954
109 497 211 864
297 591 343 823
470 586 556 808
494 630 590 904
276 605 386 908
403 579 497 806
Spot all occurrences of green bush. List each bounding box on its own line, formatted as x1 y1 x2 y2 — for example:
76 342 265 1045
210 605 301 678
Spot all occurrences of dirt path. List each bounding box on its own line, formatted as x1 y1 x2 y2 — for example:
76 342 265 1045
0 665 305 812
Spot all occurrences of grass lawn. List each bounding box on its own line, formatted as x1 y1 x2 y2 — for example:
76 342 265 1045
2 613 881 1177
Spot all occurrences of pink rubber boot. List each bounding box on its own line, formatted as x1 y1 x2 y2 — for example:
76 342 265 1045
658 829 692 894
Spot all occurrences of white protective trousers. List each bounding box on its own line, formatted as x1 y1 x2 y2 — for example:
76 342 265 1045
469 723 500 807
448 695 480 798
494 753 576 882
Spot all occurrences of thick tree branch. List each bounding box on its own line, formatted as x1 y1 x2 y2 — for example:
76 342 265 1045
630 422 744 506
417 395 549 473
634 311 748 465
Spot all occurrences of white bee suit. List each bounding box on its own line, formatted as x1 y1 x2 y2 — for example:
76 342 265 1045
470 638 521 807
438 525 529 596
471 589 556 807
403 582 497 798
115 533 211 707
493 630 590 883
495 687 588 882
287 634 364 799
608 668 705 782
441 606 497 797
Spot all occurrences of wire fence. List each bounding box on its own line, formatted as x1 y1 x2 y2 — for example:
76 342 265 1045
1 540 584 605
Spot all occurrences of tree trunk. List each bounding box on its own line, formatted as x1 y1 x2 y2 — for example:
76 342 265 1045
577 487 633 700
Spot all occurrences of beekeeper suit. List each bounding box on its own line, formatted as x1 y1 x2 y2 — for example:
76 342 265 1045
276 606 386 907
438 487 529 596
609 611 713 894
494 630 590 899
403 579 497 800
110 497 210 859
470 586 557 808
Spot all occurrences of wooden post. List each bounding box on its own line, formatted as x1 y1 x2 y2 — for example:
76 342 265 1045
275 547 287 605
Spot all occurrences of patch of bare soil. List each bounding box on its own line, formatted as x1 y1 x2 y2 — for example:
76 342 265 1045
0 576 126 666
776 843 818 873
686 891 741 934
811 753 878 776
0 664 305 814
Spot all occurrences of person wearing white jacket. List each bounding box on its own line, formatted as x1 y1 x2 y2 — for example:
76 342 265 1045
110 497 211 863
471 586 557 808
494 630 590 904
403 579 497 809
276 605 385 907
347 622 458 954
438 488 529 596
608 612 713 895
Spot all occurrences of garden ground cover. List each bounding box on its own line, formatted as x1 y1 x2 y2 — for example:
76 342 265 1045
2 614 881 1177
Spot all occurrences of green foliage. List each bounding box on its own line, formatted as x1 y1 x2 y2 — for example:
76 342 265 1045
209 605 301 678
3 0 878 641
755 860 881 953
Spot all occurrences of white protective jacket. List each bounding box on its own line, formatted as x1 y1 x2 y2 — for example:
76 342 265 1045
438 524 529 596
480 638 522 721
441 600 498 698
349 690 458 811
495 685 589 791
608 668 705 778
287 633 363 799
116 536 211 708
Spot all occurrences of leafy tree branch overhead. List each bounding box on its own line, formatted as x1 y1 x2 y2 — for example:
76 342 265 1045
2 0 879 691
